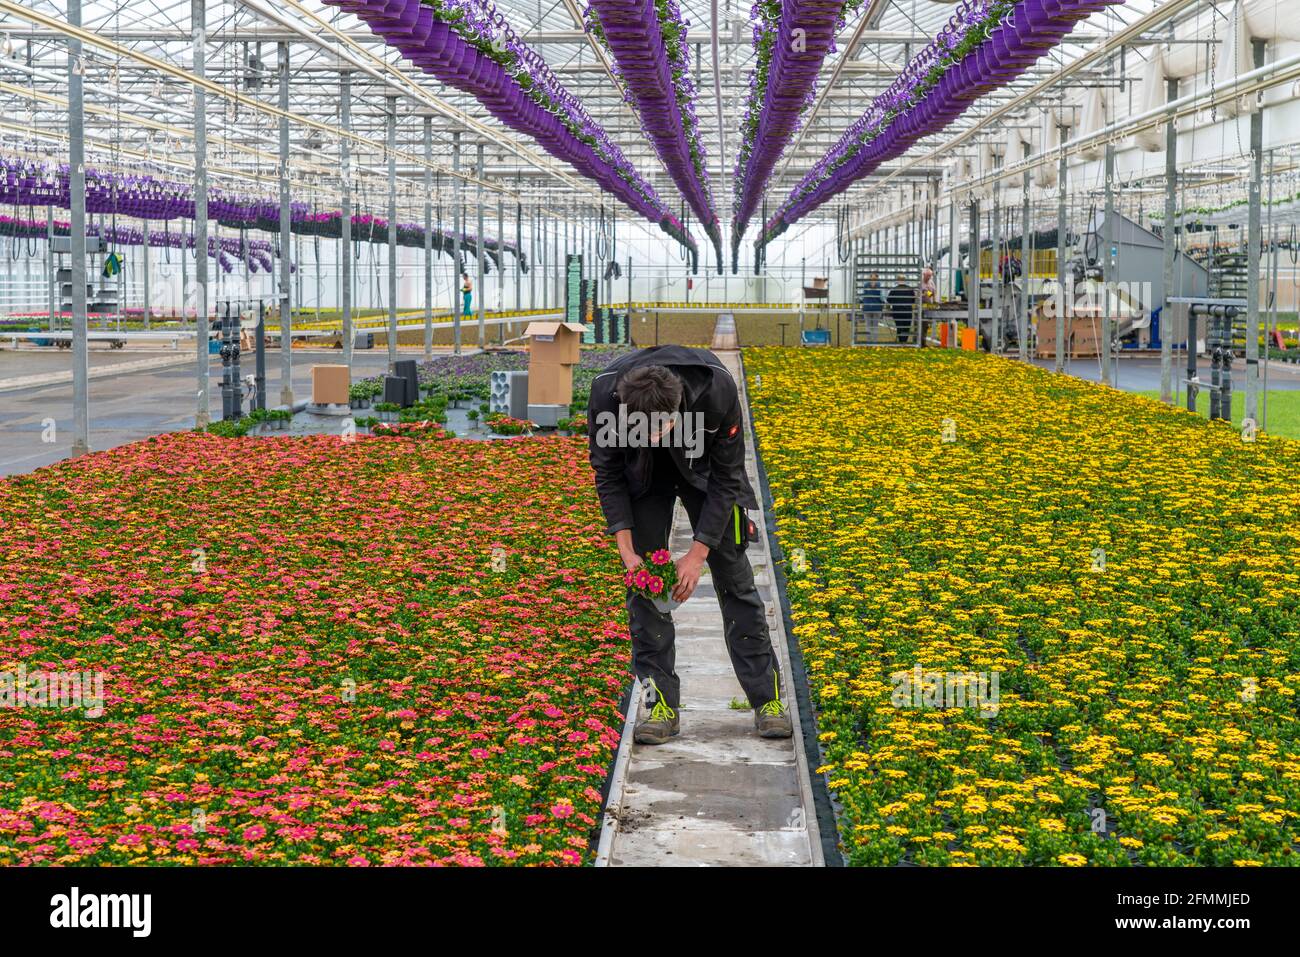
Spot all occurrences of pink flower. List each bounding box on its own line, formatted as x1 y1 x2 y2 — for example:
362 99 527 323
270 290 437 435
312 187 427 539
347 855 371 867
651 550 671 565
242 825 266 842
633 569 650 588
551 801 575 819
648 577 664 594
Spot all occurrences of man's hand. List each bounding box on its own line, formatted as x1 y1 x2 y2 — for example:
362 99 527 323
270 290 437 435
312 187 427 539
614 529 642 572
673 541 711 602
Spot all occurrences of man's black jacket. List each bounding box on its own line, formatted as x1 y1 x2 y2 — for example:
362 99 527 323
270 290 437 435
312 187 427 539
586 346 758 549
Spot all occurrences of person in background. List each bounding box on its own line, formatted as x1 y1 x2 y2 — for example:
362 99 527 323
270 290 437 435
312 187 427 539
887 273 917 343
461 271 473 317
999 252 1023 286
860 272 883 336
921 267 937 303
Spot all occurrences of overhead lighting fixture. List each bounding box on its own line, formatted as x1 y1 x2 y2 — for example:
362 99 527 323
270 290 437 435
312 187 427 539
0 33 14 56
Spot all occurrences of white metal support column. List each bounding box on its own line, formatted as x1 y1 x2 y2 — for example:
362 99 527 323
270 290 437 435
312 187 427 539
1245 38 1266 425
193 0 211 427
452 131 462 355
967 199 979 336
948 199 958 301
277 41 293 407
1056 144 1067 374
142 220 151 330
991 179 1002 352
513 177 521 313
341 69 352 371
386 95 398 367
69 0 89 454
1102 140 1115 387
1020 142 1031 363
497 188 505 319
46 208 54 331
1160 77 1177 403
475 143 486 348
424 115 433 359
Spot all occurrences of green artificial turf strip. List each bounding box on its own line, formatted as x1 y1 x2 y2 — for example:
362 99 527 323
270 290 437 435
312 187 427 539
1135 388 1300 440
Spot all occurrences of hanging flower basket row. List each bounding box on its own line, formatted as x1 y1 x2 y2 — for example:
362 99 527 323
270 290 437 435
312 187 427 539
730 0 849 268
1148 189 1300 229
758 0 1120 251
585 0 721 268
0 214 280 274
0 155 524 273
289 212 523 273
326 0 699 268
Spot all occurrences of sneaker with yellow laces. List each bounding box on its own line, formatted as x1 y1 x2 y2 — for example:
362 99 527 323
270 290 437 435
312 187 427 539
633 682 680 745
753 678 793 739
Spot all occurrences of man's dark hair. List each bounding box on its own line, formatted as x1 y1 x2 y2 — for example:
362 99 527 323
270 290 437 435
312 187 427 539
619 365 683 416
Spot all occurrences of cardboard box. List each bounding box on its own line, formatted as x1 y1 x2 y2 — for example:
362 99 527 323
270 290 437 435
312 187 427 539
524 321 586 364
1036 317 1103 359
311 364 350 406
528 361 575 405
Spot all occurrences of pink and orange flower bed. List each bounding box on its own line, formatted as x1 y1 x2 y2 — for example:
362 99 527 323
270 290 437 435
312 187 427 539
0 430 628 866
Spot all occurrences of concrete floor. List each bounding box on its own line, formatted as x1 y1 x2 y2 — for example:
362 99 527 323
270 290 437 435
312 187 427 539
1029 354 1300 393
0 346 393 476
0 345 178 375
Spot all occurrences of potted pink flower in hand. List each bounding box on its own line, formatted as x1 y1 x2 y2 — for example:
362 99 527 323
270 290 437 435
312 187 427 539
625 549 682 614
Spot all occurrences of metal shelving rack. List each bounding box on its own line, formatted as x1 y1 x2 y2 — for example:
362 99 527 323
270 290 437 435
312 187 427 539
851 252 923 346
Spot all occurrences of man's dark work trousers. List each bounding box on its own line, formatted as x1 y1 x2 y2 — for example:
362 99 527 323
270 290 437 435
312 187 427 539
627 471 781 711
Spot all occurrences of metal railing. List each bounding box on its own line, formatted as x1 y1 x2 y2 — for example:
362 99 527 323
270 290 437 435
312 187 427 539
852 253 923 346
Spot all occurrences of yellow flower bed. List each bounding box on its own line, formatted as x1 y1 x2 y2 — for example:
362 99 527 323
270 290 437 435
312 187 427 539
746 347 1300 866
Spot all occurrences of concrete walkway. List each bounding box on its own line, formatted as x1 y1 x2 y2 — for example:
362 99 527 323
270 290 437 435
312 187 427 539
597 349 821 866
710 313 739 350
0 353 192 394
